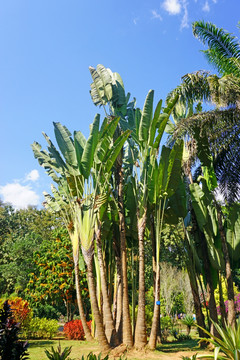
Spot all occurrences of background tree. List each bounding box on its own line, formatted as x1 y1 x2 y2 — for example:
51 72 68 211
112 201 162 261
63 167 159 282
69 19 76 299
0 204 61 297
25 228 87 321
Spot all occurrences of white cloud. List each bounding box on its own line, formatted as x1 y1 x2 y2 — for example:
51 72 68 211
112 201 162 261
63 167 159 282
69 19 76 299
161 0 189 30
202 0 210 12
0 183 40 209
133 17 139 25
212 0 217 3
151 10 163 20
162 0 181 15
25 169 40 182
180 0 189 29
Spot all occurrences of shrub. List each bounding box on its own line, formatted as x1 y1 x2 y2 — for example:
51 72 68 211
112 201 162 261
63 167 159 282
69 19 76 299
160 316 176 342
217 293 240 317
63 319 91 340
0 297 32 330
0 300 29 360
25 317 59 339
170 327 179 340
161 315 173 331
182 314 195 335
177 333 192 341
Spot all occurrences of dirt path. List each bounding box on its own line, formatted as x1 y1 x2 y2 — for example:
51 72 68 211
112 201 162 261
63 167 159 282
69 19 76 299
108 344 210 360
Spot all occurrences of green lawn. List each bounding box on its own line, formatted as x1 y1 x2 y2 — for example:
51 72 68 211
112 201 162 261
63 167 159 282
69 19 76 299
28 337 207 360
28 339 101 360
157 338 200 353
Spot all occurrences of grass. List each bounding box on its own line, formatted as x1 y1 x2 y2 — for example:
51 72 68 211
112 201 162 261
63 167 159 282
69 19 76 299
157 339 199 353
28 339 100 360
27 328 207 360
28 338 206 360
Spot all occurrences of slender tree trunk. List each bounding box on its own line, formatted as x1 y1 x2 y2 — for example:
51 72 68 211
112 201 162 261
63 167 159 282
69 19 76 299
134 209 147 349
198 274 211 331
85 255 110 350
149 215 161 344
148 262 160 349
200 232 219 337
118 165 133 348
186 265 206 338
216 204 236 327
96 226 119 346
218 272 227 328
150 214 157 293
116 269 123 341
74 262 93 341
183 228 206 337
131 247 136 339
116 275 123 339
113 248 123 342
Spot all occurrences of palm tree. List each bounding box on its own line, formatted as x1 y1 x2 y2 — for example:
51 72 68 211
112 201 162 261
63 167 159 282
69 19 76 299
167 21 240 204
166 21 240 328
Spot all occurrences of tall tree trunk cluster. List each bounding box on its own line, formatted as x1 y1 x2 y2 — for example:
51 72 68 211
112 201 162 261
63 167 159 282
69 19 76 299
33 63 238 353
74 165 237 352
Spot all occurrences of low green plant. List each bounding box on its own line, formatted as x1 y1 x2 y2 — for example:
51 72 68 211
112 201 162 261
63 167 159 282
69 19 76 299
182 315 195 335
170 327 179 340
161 315 173 330
24 317 59 339
44 343 72 360
197 317 240 360
177 333 192 341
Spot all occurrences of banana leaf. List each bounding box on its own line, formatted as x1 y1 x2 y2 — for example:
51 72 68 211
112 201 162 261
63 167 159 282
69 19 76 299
226 203 240 262
80 114 100 178
139 90 154 143
53 122 78 168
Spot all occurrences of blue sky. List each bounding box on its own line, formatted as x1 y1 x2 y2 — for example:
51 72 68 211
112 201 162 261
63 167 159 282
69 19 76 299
0 0 239 209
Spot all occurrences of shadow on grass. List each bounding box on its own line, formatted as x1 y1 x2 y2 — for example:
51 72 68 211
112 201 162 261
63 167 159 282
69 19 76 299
29 340 55 348
157 339 199 353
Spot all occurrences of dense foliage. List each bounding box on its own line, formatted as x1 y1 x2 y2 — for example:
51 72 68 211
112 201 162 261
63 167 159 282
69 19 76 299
0 301 29 360
63 319 92 340
26 228 89 321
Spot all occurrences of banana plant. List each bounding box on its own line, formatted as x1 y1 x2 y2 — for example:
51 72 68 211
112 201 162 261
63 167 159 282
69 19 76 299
32 114 130 350
148 139 183 349
126 89 179 349
225 203 240 264
89 64 135 347
191 126 236 327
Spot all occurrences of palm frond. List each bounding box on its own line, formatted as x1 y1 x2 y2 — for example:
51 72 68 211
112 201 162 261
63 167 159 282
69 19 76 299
174 108 240 204
192 20 240 76
166 71 211 113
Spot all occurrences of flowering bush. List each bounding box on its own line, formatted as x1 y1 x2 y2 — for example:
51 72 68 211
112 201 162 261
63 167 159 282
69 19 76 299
0 297 32 329
63 319 91 340
217 293 240 315
0 301 29 359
